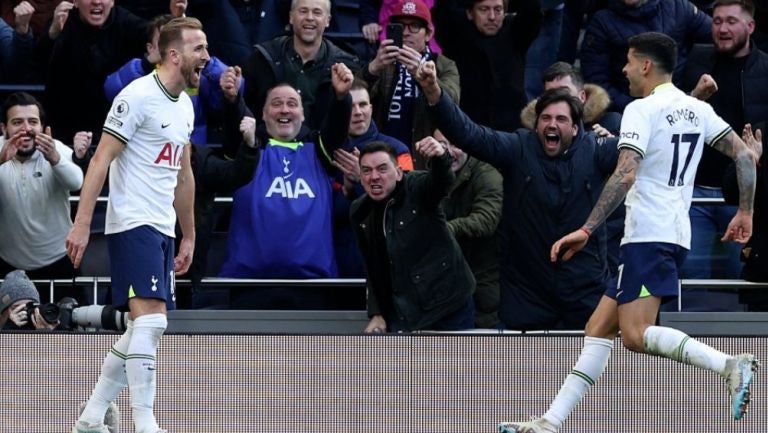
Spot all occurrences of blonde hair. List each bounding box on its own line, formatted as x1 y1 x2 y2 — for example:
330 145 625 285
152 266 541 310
158 17 204 61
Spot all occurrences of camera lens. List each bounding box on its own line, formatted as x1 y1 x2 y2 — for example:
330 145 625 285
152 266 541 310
71 305 127 331
37 303 60 324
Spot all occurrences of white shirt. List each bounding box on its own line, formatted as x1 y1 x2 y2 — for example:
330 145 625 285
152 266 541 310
103 71 194 237
619 83 731 249
0 138 83 268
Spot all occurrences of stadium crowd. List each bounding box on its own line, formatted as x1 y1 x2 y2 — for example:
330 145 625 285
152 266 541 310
1 0 767 333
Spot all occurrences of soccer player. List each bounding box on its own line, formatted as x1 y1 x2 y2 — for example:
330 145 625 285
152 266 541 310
65 17 207 433
498 32 760 433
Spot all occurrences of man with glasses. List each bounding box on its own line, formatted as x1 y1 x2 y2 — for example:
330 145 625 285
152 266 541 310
358 0 459 168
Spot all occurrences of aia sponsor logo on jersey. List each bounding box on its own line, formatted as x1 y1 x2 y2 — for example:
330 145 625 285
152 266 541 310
154 142 183 167
265 177 316 198
264 156 316 198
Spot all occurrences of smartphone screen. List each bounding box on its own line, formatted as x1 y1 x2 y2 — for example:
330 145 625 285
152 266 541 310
386 23 403 48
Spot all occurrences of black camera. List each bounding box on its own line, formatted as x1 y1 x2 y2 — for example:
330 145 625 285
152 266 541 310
23 301 61 327
19 298 128 331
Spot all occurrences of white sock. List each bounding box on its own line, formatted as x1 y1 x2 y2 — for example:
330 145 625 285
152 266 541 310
79 319 134 426
643 325 728 373
542 337 613 427
126 313 167 433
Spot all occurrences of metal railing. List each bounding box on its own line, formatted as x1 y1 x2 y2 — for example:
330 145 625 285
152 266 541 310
15 276 767 306
70 196 730 205
21 277 366 304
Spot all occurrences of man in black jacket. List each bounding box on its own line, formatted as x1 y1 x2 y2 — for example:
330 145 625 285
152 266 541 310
680 0 768 309
351 140 475 333
431 0 560 131
416 60 618 331
41 0 186 145
241 0 361 130
521 61 625 279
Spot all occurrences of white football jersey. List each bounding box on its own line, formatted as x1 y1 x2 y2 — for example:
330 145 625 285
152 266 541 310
618 83 731 249
103 71 194 237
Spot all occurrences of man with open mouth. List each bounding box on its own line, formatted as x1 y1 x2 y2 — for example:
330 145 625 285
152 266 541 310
350 138 476 333
67 16 205 433
43 0 187 151
416 60 620 333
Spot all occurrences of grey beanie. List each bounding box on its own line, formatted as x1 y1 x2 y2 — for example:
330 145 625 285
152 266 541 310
0 270 39 314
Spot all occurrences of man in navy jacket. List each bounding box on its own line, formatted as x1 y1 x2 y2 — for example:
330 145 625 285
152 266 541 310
417 60 619 331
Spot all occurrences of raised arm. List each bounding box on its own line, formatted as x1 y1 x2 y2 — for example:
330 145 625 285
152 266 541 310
199 116 261 193
318 63 354 159
416 60 519 168
413 135 455 208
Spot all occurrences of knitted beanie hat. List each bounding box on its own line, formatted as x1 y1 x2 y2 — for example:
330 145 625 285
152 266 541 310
0 270 39 314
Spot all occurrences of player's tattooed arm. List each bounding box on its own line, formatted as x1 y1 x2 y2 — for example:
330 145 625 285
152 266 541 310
735 152 757 212
583 148 642 233
712 129 740 159
714 130 756 212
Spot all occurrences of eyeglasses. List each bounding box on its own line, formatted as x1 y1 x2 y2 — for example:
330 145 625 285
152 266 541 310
393 21 426 33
